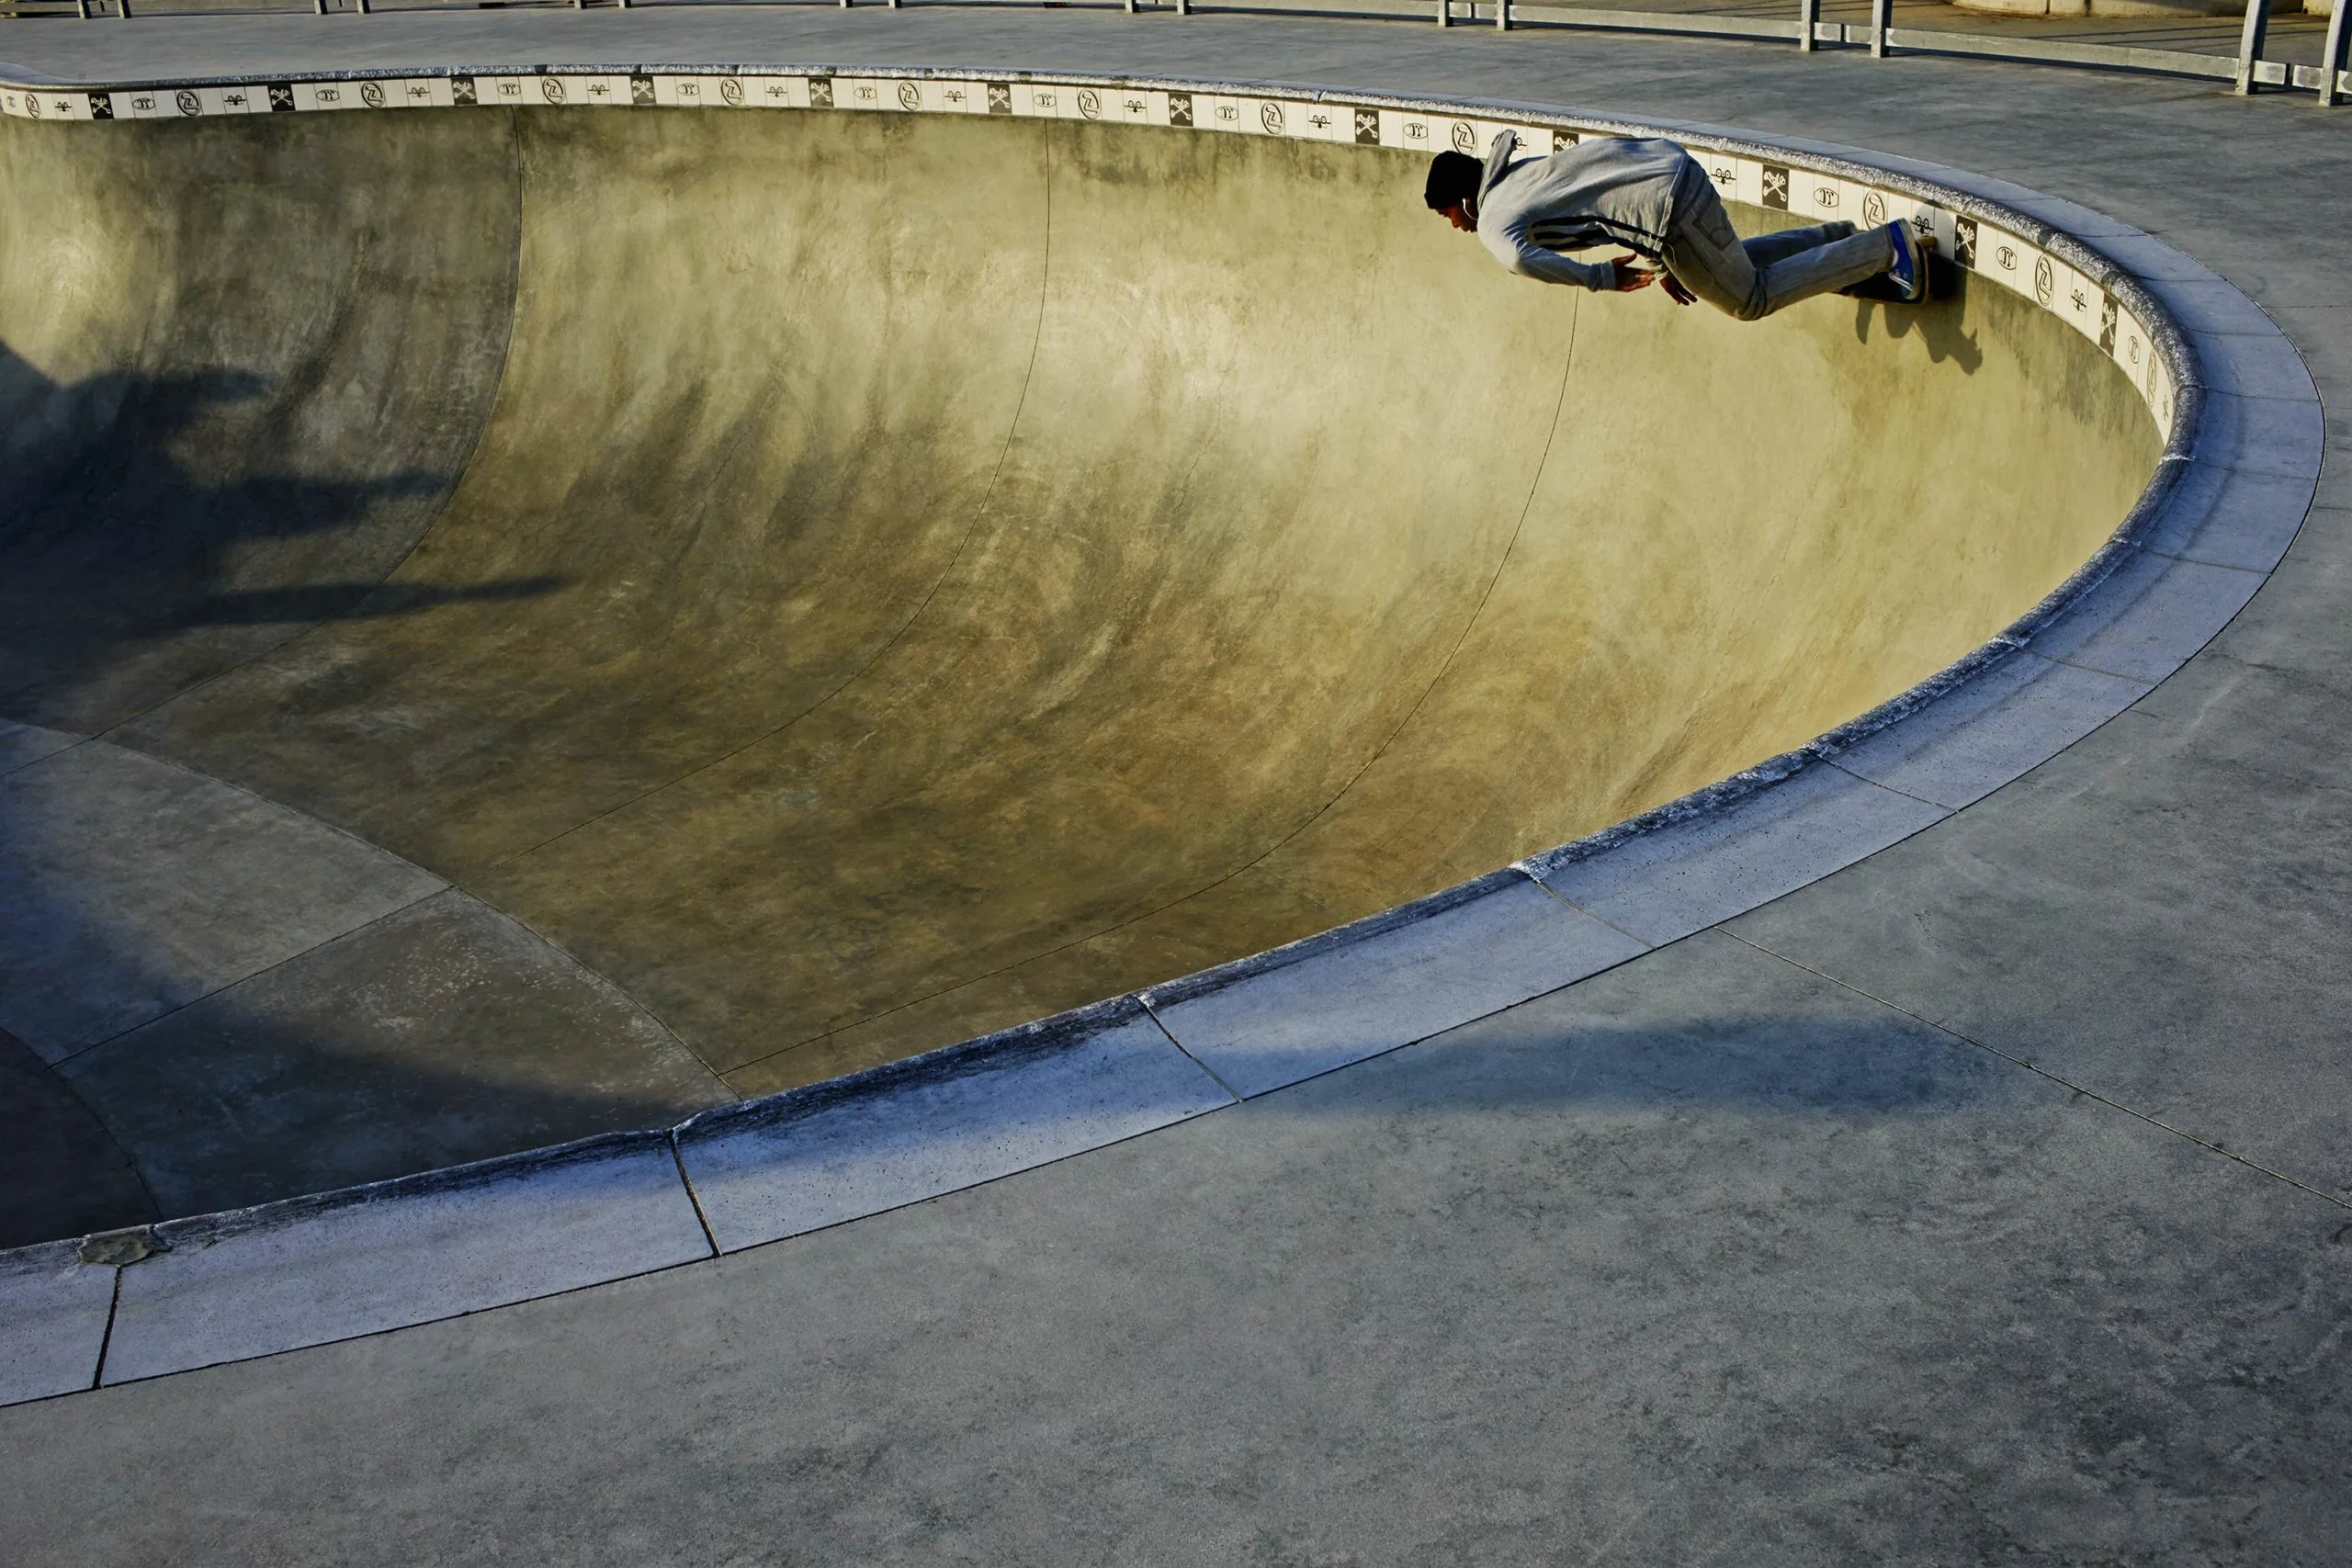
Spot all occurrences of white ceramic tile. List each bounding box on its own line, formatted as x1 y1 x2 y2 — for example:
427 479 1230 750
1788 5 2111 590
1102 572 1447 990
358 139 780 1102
1527 766 1949 946
558 74 631 109
2146 353 2180 435
1440 113 1487 158
389 78 457 110
1789 171 1860 224
2027 548 2264 685
26 88 92 121
0 1242 113 1408
1297 103 1351 141
1826 652 2150 810
1982 231 2039 299
104 1135 708 1384
300 81 373 113
679 1002 1230 1254
519 74 589 109
1692 149 1743 205
741 74 807 111
1246 97 1295 137
1019 82 1078 119
1148 877 1647 1100
1391 111 1438 152
934 80 995 117
2112 307 2160 399
469 75 534 109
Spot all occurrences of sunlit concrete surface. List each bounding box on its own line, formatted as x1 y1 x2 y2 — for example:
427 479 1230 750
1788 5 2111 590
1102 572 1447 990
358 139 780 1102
0 9 2346 1562
0 61 2157 1235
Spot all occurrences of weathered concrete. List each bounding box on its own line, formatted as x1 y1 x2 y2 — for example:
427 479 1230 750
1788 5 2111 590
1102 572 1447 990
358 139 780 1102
0 739 445 1058
0 10 2344 1561
0 80 2157 1235
60 889 730 1218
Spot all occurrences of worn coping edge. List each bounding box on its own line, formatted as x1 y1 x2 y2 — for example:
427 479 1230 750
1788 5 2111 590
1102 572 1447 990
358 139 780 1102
0 73 2315 1406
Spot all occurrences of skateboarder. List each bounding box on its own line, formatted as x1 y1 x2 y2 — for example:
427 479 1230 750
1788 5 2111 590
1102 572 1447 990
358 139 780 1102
1425 132 1931 318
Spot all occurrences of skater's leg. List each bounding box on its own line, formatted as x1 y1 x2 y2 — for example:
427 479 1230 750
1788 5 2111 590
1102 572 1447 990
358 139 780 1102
1662 173 1895 321
1741 220 1854 268
1657 178 1766 319
1749 225 1896 314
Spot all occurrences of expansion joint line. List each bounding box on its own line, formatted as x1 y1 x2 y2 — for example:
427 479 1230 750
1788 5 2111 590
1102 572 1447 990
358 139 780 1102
1721 928 2352 1213
1138 994 1243 1103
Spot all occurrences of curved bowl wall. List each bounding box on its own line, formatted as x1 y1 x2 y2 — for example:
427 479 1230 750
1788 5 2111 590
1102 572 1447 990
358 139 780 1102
0 84 2163 1226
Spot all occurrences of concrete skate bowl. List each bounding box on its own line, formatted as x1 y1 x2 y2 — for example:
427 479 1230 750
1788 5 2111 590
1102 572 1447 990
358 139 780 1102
0 80 2172 1247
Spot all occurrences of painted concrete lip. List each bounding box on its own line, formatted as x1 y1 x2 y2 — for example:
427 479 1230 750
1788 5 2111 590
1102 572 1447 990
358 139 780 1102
0 67 2315 1407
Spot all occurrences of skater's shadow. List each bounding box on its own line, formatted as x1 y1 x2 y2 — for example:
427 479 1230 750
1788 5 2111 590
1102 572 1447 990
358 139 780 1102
1849 273 1984 374
0 341 562 725
0 337 572 1247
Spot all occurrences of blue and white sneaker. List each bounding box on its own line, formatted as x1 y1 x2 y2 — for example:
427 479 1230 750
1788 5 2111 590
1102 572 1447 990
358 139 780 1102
1884 218 1933 303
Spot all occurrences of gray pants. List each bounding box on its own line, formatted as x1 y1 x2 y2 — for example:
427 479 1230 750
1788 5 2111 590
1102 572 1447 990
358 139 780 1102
1659 171 1895 321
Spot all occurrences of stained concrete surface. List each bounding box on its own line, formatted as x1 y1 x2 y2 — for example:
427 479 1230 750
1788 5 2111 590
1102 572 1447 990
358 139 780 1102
0 71 2154 1243
0 1023 153 1248
92 112 2147 1101
8 933 2348 1563
59 889 730 1217
0 739 446 1056
0 12 2346 1561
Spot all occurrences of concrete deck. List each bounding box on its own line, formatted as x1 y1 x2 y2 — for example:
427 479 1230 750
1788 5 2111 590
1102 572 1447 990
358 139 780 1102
0 10 2346 1562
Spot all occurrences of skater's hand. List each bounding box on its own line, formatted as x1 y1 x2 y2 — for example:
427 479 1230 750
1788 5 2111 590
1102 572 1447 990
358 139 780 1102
1659 272 1696 307
1610 256 1657 293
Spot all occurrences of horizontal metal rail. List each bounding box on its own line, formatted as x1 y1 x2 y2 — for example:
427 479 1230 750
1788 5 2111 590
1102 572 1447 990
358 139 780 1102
1 0 2346 106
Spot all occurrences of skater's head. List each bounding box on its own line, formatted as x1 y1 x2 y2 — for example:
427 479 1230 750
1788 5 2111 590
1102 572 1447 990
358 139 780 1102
1424 152 1483 231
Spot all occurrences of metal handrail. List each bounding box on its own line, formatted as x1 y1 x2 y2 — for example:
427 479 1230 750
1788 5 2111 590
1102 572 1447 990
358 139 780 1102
4 0 2346 106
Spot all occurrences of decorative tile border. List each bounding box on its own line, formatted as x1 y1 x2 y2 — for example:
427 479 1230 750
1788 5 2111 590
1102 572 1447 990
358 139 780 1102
0 62 2198 439
0 67 2312 1405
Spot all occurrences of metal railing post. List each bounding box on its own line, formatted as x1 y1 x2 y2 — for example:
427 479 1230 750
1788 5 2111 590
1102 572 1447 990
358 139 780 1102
1871 0 1893 55
1797 0 1818 51
2235 0 2270 93
2319 0 2349 105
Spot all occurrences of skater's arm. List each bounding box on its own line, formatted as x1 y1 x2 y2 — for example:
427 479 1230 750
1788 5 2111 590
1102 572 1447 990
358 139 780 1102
1481 221 1620 290
1482 224 1650 293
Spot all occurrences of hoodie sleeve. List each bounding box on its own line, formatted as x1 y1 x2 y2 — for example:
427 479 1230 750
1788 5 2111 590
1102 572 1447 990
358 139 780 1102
1479 223 1622 290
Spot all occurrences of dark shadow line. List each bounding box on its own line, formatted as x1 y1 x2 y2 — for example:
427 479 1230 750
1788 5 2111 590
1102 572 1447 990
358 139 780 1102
1723 926 2352 1211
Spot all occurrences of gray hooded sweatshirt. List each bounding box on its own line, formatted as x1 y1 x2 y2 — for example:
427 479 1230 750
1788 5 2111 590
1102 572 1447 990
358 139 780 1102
1474 130 1695 291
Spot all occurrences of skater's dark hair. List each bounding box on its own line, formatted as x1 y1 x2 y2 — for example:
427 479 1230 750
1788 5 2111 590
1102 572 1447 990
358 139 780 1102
1423 151 1484 213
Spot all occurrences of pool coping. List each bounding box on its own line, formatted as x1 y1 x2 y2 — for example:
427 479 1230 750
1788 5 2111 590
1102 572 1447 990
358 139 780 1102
0 62 2319 1406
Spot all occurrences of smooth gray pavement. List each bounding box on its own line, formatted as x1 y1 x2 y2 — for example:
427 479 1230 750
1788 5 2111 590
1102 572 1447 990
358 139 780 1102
1 11 2347 1563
